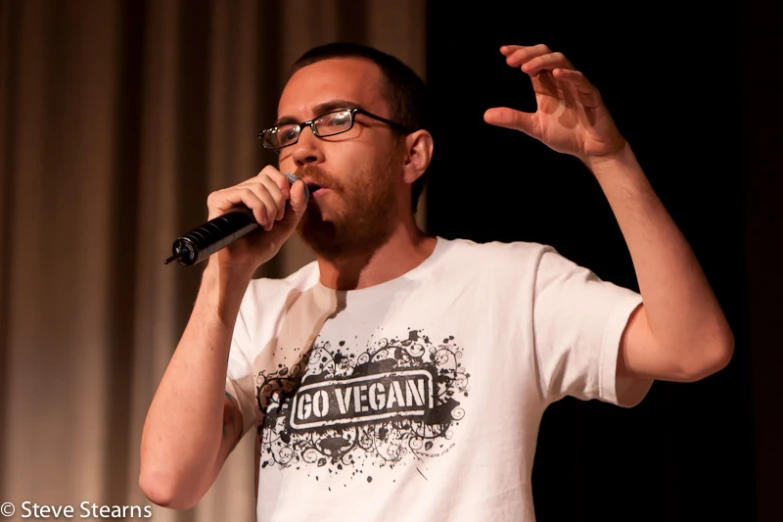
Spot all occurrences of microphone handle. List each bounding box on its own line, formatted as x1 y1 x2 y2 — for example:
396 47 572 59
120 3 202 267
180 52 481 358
168 208 259 266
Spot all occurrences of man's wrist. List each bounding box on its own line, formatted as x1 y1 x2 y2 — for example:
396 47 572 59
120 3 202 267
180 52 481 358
203 257 257 287
583 140 637 178
200 260 255 326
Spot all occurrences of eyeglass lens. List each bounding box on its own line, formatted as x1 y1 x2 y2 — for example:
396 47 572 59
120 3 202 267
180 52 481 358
263 110 354 149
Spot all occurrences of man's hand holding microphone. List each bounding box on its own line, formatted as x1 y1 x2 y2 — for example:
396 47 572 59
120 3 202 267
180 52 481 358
165 166 309 276
204 166 309 274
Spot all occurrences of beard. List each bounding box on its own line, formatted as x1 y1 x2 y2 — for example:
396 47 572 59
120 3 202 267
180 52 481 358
294 161 398 260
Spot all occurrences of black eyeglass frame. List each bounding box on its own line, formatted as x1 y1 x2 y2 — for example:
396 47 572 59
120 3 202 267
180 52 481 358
258 107 411 150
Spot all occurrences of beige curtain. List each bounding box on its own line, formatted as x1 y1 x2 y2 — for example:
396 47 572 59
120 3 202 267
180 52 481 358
0 0 426 520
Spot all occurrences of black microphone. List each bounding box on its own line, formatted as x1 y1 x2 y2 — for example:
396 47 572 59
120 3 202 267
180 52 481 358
164 173 309 266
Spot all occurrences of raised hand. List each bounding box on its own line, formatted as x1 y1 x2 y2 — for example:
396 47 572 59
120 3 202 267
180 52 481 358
484 44 627 164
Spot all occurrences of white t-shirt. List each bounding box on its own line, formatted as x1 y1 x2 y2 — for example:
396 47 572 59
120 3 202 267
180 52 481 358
225 236 653 521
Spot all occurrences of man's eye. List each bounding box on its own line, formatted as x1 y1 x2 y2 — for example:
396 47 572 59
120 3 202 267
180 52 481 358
280 127 299 141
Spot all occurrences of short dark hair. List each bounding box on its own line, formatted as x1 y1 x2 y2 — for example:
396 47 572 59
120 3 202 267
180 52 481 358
290 42 430 213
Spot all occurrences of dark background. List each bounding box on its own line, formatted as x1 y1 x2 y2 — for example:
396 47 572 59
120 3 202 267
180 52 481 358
425 2 776 521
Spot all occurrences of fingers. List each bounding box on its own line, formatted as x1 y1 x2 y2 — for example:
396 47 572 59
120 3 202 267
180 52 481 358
206 167 296 231
502 44 550 68
500 44 601 106
253 166 293 200
501 44 574 76
523 52 574 76
240 175 288 222
207 186 271 228
553 68 601 107
254 183 285 231
483 107 537 136
500 44 543 58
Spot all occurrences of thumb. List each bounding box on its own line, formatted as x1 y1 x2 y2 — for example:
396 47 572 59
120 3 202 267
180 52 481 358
273 180 308 237
484 107 537 136
288 179 309 215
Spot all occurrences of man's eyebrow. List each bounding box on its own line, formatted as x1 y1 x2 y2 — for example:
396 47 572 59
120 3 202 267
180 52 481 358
275 99 362 127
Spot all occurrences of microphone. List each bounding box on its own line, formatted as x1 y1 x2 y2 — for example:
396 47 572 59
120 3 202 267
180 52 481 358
164 173 309 266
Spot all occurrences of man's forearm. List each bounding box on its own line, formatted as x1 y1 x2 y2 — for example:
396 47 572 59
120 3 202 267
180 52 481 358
585 144 733 366
139 261 253 507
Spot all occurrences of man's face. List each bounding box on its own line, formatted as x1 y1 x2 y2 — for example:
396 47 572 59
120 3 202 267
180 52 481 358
275 57 403 258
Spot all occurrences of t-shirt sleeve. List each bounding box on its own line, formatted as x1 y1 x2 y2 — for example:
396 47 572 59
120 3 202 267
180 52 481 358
225 302 261 438
531 245 653 407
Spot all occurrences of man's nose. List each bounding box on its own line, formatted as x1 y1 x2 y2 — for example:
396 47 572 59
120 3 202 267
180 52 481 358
292 126 325 167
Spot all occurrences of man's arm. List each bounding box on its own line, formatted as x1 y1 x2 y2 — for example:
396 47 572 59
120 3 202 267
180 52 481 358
138 166 307 508
139 262 252 509
484 44 733 383
586 145 734 382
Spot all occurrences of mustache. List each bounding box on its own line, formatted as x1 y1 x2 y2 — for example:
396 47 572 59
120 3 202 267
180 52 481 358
294 164 340 190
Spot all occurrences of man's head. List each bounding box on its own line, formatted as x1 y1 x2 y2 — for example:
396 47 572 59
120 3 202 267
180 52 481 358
265 42 432 258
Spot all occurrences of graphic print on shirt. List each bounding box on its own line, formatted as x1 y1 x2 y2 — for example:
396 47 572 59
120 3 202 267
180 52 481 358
254 329 469 482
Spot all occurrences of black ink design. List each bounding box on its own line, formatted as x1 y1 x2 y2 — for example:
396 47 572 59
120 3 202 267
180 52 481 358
255 330 469 478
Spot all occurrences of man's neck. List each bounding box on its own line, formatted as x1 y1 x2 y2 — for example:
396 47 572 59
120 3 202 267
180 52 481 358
315 220 437 291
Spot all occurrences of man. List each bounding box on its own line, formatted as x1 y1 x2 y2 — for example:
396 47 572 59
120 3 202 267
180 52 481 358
139 42 733 521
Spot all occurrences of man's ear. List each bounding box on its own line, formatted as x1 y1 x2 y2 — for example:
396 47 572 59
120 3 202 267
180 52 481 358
402 130 434 184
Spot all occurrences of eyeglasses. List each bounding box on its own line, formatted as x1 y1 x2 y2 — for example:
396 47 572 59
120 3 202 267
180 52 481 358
258 107 409 150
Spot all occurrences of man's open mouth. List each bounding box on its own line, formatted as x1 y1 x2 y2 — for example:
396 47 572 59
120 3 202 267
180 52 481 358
306 183 325 195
